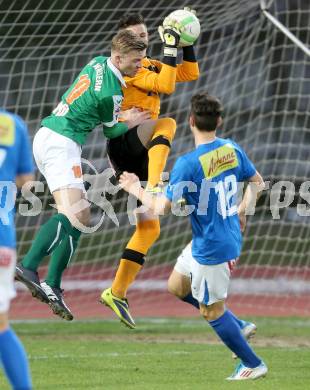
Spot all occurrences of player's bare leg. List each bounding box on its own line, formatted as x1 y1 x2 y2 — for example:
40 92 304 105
0 313 8 332
199 301 266 380
53 187 90 230
167 269 192 299
168 268 257 350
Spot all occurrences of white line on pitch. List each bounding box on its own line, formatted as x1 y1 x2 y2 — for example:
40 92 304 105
14 278 310 294
29 350 191 360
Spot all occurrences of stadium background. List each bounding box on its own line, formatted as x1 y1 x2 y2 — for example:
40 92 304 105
0 0 309 319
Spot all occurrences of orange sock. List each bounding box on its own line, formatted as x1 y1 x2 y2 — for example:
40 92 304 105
147 118 176 187
148 145 170 187
112 219 160 298
112 259 142 298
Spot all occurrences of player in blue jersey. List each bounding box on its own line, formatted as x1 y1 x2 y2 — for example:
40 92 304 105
119 92 268 380
0 110 34 389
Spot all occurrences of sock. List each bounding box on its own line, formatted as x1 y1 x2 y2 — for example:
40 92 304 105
208 310 261 368
148 145 170 187
45 227 81 288
227 309 246 329
22 213 72 271
182 293 200 309
112 219 160 298
0 328 32 390
147 118 176 187
112 259 143 298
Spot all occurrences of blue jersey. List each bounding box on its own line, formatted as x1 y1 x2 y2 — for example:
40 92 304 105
0 110 34 248
166 137 256 265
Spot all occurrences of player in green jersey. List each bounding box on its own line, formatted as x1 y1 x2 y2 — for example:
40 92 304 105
15 30 150 321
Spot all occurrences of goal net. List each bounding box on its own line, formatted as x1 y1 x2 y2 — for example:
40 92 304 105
2 0 309 319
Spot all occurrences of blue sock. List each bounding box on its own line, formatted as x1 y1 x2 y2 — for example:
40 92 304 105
181 293 200 309
0 328 32 390
227 309 246 329
209 310 261 368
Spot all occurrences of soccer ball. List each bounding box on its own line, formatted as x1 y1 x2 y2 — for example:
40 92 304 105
164 9 201 47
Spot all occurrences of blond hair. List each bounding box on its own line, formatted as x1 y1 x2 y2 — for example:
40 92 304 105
111 30 147 55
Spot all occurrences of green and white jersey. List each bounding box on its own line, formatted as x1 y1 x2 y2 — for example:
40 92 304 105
42 56 128 145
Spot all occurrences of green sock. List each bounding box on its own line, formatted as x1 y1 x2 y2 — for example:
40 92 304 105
45 227 81 288
22 213 72 271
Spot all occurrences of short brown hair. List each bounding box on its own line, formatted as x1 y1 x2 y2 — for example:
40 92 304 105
111 30 147 55
191 92 223 131
118 13 145 30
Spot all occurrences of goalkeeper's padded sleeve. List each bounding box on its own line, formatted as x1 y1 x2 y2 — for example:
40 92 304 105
182 45 197 62
163 50 177 67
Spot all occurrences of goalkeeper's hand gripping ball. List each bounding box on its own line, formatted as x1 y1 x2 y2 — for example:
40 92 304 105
159 8 201 47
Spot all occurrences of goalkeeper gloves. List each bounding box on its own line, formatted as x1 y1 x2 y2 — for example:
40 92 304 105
158 6 199 51
183 6 197 16
158 24 181 57
158 6 199 54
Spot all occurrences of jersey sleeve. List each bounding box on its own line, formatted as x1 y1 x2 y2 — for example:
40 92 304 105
176 61 200 82
15 116 34 175
165 156 192 202
237 145 257 181
100 96 128 139
127 63 177 95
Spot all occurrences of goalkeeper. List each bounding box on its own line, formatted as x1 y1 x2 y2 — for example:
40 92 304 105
99 10 199 328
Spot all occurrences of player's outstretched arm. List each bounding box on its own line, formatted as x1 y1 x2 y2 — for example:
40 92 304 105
128 20 183 95
119 171 171 215
165 7 200 82
176 45 200 82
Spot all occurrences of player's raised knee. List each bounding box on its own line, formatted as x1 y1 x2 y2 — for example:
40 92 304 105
60 207 91 230
152 118 176 145
200 302 225 321
158 117 176 134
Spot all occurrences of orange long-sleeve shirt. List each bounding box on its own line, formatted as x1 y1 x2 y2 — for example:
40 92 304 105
122 57 199 119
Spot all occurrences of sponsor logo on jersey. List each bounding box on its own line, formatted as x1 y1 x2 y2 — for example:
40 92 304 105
0 114 15 146
199 144 238 179
93 63 103 92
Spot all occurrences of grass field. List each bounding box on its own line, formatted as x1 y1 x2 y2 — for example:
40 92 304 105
1 317 310 389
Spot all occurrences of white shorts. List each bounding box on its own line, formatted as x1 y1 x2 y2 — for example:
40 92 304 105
0 247 16 313
33 127 85 193
174 243 235 306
